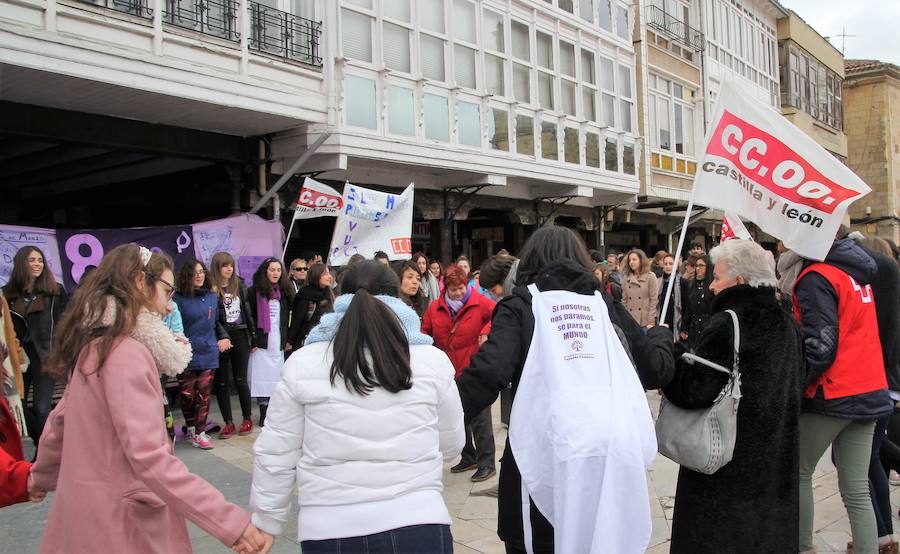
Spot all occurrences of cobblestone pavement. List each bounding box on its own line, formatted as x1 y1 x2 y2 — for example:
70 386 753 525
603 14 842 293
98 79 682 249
1 393 897 553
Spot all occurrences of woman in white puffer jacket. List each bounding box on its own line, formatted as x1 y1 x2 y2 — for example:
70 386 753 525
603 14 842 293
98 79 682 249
250 260 465 553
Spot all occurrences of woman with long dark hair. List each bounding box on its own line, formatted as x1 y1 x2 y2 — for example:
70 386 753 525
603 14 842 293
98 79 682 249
248 257 293 427
680 254 715 346
209 252 256 439
394 260 429 318
174 259 231 450
250 261 464 551
412 252 440 303
456 226 674 553
2 246 67 445
29 244 264 553
286 263 334 350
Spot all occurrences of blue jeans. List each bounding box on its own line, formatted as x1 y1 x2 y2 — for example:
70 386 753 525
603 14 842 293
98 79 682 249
301 524 452 554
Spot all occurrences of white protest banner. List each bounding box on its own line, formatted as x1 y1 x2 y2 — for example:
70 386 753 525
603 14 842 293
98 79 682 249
720 212 752 242
327 183 414 266
293 177 343 220
693 81 870 261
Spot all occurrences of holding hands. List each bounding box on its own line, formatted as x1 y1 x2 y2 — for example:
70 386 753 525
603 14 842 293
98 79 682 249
27 472 47 503
232 523 274 554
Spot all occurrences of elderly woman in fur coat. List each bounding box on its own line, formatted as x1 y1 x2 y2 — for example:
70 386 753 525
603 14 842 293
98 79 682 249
661 239 804 554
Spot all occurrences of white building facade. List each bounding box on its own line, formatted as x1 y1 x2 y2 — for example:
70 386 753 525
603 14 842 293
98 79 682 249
623 0 784 254
272 0 645 261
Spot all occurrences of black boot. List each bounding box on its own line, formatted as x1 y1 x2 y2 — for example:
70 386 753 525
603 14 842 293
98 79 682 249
259 404 268 427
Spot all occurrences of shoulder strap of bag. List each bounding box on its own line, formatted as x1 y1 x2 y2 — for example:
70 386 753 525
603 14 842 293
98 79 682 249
679 309 740 376
725 309 740 375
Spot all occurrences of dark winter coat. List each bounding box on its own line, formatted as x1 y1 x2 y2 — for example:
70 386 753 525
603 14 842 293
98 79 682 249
2 284 68 363
248 287 292 351
794 239 893 420
216 278 257 342
857 243 900 393
662 284 803 554
422 288 495 379
457 259 674 551
286 285 332 348
657 272 683 330
681 276 713 345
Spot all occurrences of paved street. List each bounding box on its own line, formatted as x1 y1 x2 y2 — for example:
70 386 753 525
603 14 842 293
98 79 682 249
1 392 897 553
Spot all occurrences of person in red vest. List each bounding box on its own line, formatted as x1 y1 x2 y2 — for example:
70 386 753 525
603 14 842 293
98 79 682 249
794 229 894 554
422 263 496 482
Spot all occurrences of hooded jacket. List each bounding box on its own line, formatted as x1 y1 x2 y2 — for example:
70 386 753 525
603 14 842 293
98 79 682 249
456 259 674 550
793 239 893 420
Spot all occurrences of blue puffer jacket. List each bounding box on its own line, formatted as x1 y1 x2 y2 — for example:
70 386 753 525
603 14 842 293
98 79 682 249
174 290 227 371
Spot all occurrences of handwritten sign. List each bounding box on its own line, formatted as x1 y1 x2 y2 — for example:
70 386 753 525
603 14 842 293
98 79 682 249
327 184 414 266
0 225 64 288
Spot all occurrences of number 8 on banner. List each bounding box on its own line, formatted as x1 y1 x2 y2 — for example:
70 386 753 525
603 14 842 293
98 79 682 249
65 234 104 284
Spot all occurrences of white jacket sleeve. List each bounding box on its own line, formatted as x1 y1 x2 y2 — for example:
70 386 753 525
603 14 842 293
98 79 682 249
249 370 305 536
436 360 465 461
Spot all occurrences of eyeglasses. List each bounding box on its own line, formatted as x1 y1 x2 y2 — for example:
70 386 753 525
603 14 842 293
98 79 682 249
695 264 707 269
154 276 176 299
291 267 308 272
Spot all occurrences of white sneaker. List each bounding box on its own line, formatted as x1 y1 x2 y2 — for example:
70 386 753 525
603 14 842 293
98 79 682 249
191 431 213 450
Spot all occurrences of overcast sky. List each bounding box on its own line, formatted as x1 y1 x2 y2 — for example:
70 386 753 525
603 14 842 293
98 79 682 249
779 1 900 65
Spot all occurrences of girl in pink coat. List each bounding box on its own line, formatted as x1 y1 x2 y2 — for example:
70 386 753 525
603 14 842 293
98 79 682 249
30 244 269 554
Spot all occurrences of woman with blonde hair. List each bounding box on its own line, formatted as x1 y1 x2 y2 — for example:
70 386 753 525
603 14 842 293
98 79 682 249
621 249 659 327
30 244 265 553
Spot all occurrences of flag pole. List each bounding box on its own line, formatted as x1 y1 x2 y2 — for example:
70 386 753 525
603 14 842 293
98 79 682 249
659 188 696 341
281 215 297 263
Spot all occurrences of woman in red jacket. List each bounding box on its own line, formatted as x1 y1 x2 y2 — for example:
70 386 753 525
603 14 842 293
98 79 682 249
422 263 496 482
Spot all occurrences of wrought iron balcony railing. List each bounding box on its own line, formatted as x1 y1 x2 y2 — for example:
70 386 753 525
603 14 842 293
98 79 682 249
249 1 322 66
163 0 239 42
75 0 323 67
87 0 152 19
646 5 705 52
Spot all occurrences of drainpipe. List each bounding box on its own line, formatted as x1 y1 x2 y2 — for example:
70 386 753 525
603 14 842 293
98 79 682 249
698 0 710 129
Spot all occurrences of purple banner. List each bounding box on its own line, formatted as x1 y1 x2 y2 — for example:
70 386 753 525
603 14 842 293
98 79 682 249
56 225 195 290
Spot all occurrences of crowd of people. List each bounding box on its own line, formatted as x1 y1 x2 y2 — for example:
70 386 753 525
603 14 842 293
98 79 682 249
1 224 899 553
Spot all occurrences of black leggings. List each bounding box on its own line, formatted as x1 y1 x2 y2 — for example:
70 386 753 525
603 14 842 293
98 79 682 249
214 327 252 423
